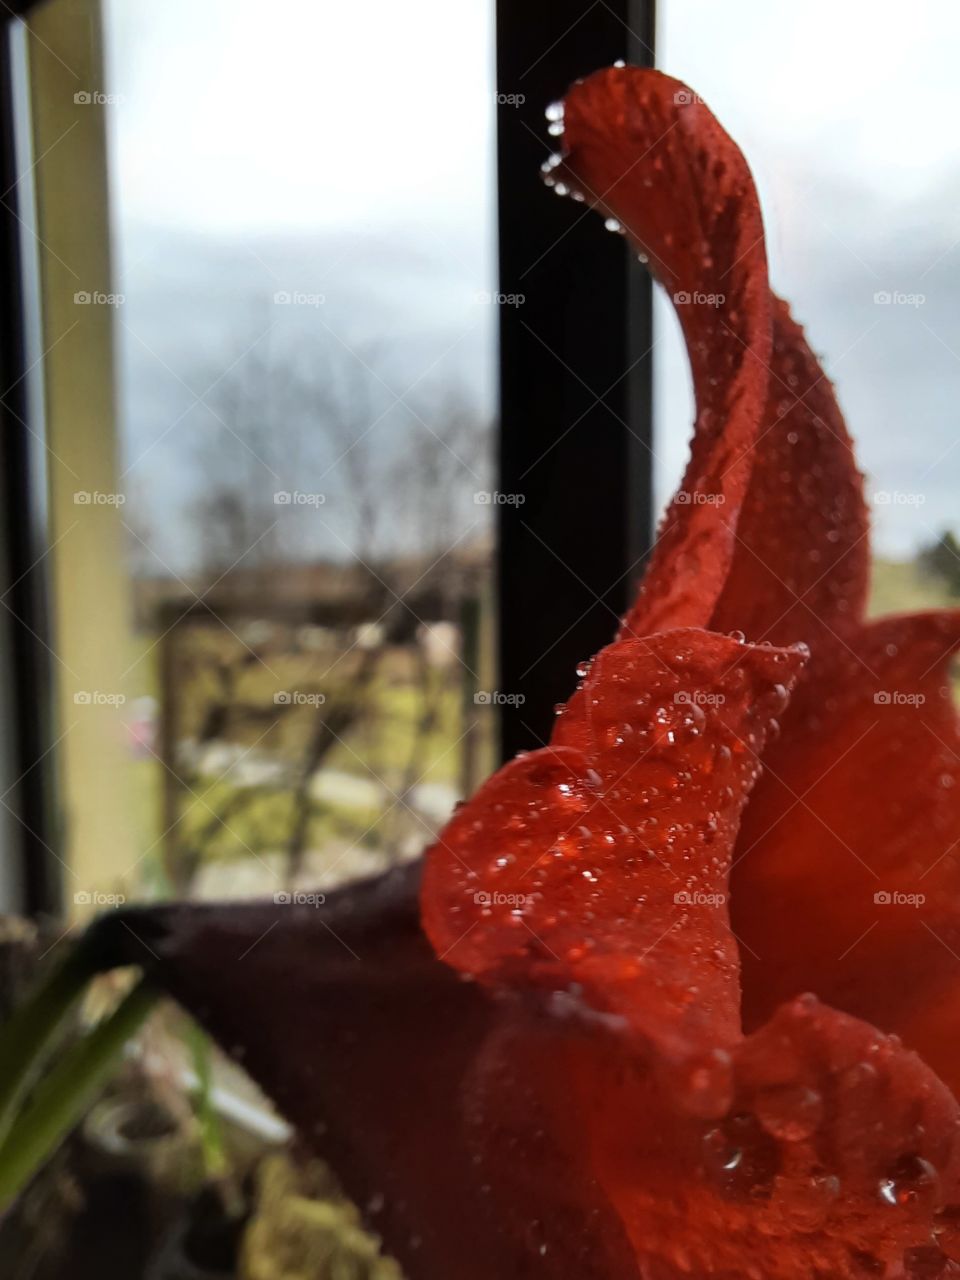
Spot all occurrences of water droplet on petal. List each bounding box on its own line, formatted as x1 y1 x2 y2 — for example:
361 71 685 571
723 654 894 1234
755 1083 823 1142
677 1048 733 1119
934 1204 960 1260
784 1171 840 1231
879 1154 940 1212
903 1244 949 1278
702 1113 780 1198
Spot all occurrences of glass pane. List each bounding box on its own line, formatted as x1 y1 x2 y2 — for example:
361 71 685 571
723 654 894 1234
659 1 959 614
101 0 497 900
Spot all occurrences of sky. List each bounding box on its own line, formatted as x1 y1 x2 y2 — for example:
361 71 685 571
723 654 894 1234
103 0 495 236
101 0 960 563
102 0 498 570
659 0 960 557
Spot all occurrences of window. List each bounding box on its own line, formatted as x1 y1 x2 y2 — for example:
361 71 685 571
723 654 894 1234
659 0 960 615
2 0 656 915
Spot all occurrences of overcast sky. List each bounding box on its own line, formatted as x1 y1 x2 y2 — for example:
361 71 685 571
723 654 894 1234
103 0 960 561
660 0 960 556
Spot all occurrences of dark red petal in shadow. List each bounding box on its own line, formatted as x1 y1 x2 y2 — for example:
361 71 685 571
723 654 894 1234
95 867 641 1280
710 297 870 646
99 868 960 1280
421 629 806 1064
733 609 960 1095
470 992 960 1279
556 68 773 633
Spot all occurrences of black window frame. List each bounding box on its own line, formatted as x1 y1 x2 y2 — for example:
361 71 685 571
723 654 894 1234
1 6 59 918
496 0 656 756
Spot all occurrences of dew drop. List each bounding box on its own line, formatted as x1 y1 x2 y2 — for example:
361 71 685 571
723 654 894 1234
755 1083 823 1142
677 1048 733 1119
934 1204 960 1260
878 1154 940 1212
702 1113 780 1198
850 1249 885 1276
785 1171 839 1231
903 1244 949 1278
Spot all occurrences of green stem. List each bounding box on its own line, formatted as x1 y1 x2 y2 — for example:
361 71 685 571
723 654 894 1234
0 940 103 1147
0 979 158 1211
187 1023 227 1179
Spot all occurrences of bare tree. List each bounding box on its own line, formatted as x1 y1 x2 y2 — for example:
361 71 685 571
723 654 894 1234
145 332 492 892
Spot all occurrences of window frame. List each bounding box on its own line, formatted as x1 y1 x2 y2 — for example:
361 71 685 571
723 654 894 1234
0 0 658 914
496 0 656 757
0 7 59 917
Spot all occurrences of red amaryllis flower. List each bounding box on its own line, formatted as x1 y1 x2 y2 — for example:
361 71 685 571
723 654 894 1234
91 67 960 1279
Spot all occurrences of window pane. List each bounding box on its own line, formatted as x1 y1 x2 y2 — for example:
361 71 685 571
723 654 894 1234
101 0 497 900
659 0 960 613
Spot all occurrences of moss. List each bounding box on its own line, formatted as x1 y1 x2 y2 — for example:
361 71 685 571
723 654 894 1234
240 1153 404 1280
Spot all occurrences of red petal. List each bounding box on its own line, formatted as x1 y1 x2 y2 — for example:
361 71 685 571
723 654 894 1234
560 73 871 647
710 297 870 646
103 872 960 1280
734 610 960 1095
421 629 806 1060
557 69 773 633
469 992 960 1279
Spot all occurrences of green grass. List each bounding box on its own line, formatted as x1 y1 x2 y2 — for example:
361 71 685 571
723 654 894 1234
869 557 956 616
